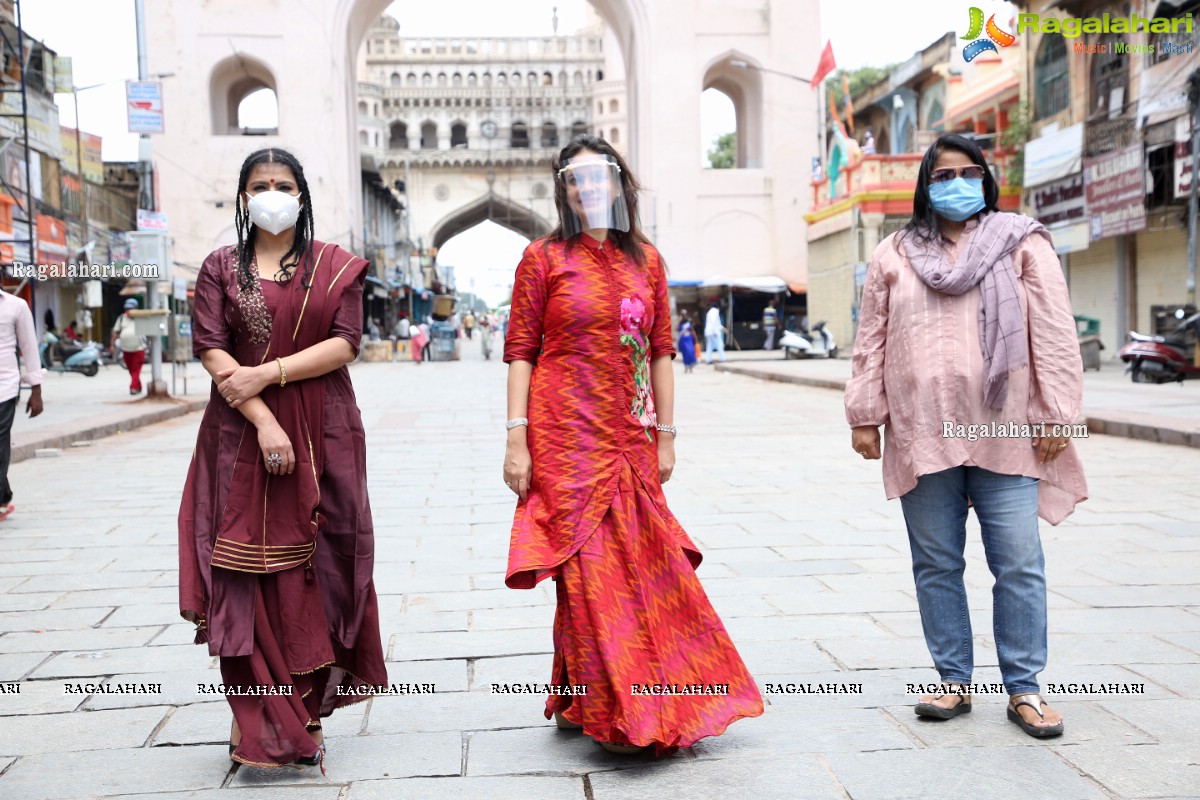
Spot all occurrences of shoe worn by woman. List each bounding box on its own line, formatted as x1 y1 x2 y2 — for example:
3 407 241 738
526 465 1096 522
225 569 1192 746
598 741 650 755
292 743 325 767
1007 693 1063 738
554 711 582 730
914 685 972 719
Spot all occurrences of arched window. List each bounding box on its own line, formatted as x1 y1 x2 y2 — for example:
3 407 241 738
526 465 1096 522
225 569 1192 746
390 72 402 87
701 56 764 168
422 72 432 86
235 87 278 134
467 72 477 86
558 70 568 86
406 72 417 86
1034 36 1069 119
212 55 281 135
373 102 379 116
597 101 603 115
357 101 368 115
543 71 553 86
482 72 492 87
359 130 368 145
496 73 506 87
450 121 468 148
609 99 619 114
390 121 408 150
511 121 530 148
528 72 538 86
1089 37 1128 121
421 121 437 149
573 71 584 86
452 72 462 87
610 127 619 143
511 72 522 86
437 73 448 87
541 121 558 148
570 120 587 138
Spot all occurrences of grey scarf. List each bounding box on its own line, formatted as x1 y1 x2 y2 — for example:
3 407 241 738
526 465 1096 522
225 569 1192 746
901 211 1048 409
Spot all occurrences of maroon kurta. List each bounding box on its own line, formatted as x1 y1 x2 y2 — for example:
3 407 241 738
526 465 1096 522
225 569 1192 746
178 242 386 767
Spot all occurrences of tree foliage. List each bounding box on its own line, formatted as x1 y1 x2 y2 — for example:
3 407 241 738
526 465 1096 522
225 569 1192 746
827 65 896 107
707 132 736 169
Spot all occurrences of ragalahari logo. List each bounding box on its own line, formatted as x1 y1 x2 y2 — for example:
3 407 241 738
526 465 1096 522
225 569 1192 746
961 7 1017 62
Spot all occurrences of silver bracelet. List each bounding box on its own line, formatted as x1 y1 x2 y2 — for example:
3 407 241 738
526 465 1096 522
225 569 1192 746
505 418 529 430
655 423 677 438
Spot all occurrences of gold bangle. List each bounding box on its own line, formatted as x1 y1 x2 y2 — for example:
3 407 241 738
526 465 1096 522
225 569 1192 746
276 357 287 388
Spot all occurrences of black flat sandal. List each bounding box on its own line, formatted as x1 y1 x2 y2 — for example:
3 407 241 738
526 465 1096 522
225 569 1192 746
914 687 972 720
1007 693 1064 738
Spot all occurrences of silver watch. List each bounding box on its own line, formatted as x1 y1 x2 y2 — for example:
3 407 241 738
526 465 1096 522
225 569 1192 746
655 423 677 438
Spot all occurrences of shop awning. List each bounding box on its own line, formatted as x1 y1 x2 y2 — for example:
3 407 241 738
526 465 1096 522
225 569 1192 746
1024 123 1084 187
701 275 790 293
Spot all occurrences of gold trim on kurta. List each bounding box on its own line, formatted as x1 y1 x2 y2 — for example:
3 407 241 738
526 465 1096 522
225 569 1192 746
292 243 329 342
211 537 314 573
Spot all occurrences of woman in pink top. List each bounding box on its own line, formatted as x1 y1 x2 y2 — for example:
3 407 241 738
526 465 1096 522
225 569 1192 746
845 134 1086 738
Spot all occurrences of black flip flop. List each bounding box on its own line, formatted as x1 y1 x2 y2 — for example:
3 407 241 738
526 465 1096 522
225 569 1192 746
1007 694 1063 738
914 693 972 719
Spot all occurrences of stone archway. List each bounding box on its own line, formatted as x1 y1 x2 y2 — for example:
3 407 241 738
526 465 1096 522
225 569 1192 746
149 0 813 287
429 194 552 251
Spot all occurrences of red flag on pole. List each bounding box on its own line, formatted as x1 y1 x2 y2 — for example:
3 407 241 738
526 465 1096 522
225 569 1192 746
843 73 855 134
811 40 836 88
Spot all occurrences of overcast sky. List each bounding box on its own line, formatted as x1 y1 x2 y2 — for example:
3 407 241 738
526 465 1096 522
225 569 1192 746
24 0 1014 303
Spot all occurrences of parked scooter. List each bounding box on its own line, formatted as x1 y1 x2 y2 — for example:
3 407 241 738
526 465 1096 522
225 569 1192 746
780 321 838 359
39 340 102 377
1118 308 1200 383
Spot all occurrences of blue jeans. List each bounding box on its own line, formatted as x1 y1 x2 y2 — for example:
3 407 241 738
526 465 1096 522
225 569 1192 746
899 466 1046 695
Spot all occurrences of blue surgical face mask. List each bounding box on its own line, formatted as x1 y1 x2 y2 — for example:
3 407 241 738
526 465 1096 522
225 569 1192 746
928 177 986 222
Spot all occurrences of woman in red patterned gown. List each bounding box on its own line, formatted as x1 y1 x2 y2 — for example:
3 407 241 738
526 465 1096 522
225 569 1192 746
501 135 763 755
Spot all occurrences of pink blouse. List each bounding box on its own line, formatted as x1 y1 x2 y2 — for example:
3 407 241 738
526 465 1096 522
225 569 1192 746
844 219 1088 524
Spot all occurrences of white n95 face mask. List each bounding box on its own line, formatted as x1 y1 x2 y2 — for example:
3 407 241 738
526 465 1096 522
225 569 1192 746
246 191 301 235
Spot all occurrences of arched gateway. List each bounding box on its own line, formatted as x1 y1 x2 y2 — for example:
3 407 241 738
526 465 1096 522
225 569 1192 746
146 0 814 285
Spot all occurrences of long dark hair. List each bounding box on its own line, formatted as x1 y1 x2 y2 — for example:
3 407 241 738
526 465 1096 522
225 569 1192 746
898 133 1000 250
233 148 315 291
547 134 651 267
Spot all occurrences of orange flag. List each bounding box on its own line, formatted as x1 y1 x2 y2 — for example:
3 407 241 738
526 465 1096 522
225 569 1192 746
811 40 836 88
843 73 855 135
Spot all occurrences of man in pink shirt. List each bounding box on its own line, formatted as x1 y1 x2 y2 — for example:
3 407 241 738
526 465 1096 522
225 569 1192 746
0 289 45 521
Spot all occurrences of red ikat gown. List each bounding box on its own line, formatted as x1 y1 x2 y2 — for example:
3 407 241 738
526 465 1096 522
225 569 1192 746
503 234 763 753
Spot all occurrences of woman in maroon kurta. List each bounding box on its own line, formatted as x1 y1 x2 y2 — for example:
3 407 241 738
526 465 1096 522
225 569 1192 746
178 148 386 770
502 135 762 755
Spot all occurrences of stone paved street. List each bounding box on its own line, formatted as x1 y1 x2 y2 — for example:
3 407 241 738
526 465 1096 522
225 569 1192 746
0 346 1198 799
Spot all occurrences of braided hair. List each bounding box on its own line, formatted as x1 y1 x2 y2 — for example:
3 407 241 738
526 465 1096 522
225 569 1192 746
233 148 315 291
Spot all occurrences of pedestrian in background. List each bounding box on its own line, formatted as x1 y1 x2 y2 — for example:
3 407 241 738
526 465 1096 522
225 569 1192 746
502 134 762 755
704 300 726 363
178 147 387 772
109 298 146 395
845 133 1086 739
0 289 44 522
677 309 697 374
762 300 778 350
410 321 429 364
463 310 476 339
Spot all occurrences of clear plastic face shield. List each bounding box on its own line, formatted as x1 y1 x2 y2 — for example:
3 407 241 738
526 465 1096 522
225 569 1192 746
556 155 630 237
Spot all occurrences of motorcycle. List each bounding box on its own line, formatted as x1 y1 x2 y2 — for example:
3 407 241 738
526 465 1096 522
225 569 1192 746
780 321 838 359
1118 308 1200 383
39 339 103 377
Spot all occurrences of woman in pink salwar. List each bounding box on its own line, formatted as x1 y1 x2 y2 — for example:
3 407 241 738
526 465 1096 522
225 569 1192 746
845 134 1086 738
